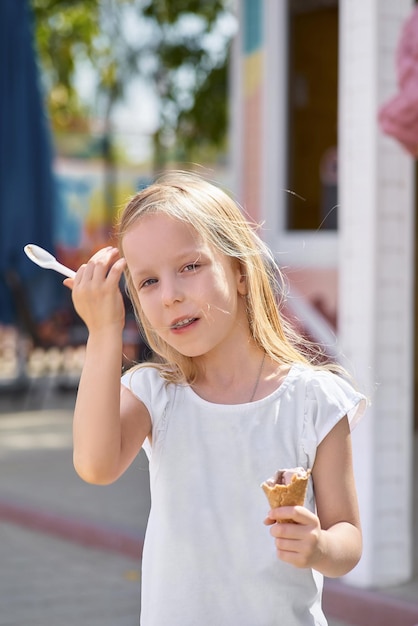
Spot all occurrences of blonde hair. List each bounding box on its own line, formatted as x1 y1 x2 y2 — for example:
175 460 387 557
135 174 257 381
117 171 323 383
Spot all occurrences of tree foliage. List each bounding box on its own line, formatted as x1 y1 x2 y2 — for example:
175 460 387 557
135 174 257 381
31 0 100 130
30 0 234 165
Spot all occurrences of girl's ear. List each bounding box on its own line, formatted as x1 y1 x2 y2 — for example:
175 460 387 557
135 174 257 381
236 262 248 296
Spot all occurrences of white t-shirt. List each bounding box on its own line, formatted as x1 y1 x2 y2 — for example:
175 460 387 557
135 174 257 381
121 363 366 626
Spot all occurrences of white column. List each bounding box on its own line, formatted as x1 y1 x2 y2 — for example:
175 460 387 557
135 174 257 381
260 0 288 243
339 0 415 587
229 0 244 199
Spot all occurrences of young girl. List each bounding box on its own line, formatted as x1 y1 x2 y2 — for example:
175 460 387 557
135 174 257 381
67 171 366 626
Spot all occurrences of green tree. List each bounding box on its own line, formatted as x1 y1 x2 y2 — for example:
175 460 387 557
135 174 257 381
141 0 233 168
31 0 234 169
31 0 100 132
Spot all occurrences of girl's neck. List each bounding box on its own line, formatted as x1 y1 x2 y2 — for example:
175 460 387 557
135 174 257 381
190 350 289 405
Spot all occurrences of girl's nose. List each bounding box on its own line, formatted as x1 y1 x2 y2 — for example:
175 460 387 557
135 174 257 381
161 279 183 307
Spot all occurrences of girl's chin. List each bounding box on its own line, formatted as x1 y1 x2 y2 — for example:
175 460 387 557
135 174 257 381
166 343 208 359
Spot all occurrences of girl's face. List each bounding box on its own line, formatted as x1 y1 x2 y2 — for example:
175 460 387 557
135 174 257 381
122 212 249 359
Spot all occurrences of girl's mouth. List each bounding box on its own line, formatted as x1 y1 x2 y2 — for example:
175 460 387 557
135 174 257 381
171 317 198 330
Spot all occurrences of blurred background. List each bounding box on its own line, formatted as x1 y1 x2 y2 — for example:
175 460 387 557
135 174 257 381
0 0 235 386
1 1 418 625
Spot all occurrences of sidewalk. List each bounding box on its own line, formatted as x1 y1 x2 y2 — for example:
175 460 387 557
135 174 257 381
0 522 141 626
0 383 417 626
0 384 147 626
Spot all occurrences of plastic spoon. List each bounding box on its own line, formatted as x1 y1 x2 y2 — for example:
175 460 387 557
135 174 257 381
24 244 76 279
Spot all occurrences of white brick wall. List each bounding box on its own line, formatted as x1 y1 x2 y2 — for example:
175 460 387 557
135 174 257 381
339 0 415 587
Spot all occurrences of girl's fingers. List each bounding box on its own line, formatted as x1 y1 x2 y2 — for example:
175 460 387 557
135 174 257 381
62 248 123 288
90 245 114 260
267 506 314 526
107 256 127 282
63 277 74 290
76 248 123 283
83 249 114 280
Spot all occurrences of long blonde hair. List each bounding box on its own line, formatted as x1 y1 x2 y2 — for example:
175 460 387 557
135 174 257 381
117 171 322 383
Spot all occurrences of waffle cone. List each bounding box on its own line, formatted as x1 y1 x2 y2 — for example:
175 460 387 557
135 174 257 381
261 471 310 522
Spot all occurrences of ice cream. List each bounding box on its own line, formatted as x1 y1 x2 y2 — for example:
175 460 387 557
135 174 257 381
261 467 311 521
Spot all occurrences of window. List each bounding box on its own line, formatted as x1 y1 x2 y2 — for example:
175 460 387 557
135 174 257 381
286 2 339 231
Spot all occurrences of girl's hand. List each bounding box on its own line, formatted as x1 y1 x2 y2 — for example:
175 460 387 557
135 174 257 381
63 247 127 334
264 506 325 570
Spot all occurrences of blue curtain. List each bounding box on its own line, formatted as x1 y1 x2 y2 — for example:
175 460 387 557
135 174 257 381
0 0 60 324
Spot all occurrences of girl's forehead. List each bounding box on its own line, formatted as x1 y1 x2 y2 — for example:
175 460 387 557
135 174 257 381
122 211 236 272
130 211 199 236
122 212 209 256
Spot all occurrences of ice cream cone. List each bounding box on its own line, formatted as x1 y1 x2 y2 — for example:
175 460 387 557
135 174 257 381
261 468 311 522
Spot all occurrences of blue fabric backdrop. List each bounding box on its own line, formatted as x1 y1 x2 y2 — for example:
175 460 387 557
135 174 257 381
0 0 61 324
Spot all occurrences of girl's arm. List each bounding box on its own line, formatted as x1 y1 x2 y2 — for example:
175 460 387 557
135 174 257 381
67 247 151 485
309 415 362 576
266 416 362 577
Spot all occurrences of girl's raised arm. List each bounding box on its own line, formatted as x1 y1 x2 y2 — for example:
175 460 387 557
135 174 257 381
65 247 151 485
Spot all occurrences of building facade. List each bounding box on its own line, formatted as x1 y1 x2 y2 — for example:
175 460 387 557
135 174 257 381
230 0 416 589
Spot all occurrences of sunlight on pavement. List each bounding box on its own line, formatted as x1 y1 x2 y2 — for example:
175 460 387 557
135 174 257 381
0 410 73 453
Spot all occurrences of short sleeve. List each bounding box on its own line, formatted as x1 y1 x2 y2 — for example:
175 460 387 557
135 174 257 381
121 365 173 459
302 369 367 461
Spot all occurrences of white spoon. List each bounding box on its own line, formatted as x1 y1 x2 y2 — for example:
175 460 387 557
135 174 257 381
24 244 76 279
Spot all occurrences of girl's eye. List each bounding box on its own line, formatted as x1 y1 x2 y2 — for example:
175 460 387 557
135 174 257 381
140 278 157 289
183 263 199 272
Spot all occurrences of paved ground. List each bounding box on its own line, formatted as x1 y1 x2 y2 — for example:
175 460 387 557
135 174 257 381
0 381 417 626
0 388 148 626
0 523 141 626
